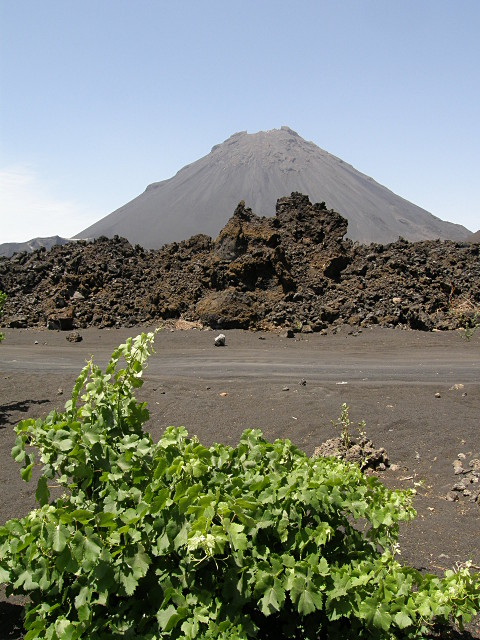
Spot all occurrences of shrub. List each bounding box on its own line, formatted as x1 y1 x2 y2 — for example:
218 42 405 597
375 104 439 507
0 332 479 639
460 311 480 342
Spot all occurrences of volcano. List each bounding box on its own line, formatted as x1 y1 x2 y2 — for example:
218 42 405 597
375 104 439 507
76 127 470 247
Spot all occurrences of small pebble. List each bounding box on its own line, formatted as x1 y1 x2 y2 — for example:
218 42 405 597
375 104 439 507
434 392 441 398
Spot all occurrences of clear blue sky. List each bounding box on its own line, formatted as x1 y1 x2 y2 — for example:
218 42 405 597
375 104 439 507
1 0 479 243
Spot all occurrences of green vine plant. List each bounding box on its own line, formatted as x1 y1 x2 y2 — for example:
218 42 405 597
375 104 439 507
331 402 367 450
459 311 480 342
0 290 6 342
331 402 352 449
1 332 480 639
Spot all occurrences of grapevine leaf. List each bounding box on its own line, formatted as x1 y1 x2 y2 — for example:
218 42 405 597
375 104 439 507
131 546 151 578
297 586 323 616
70 509 95 524
157 604 180 631
155 531 170 555
83 535 102 561
35 476 50 507
11 444 25 463
14 569 39 591
54 618 76 640
52 524 68 553
55 546 77 573
95 511 116 528
260 579 285 616
20 454 34 482
77 603 90 623
373 606 392 631
0 567 10 582
394 610 414 629
74 585 89 609
173 522 189 550
119 569 138 596
225 521 248 551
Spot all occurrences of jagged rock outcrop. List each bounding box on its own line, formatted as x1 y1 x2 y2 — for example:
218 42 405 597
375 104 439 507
1 194 479 333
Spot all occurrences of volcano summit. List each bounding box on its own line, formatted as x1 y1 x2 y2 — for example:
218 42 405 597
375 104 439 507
76 127 469 248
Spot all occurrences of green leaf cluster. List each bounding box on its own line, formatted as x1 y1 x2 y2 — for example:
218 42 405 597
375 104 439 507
460 311 480 341
1 331 479 639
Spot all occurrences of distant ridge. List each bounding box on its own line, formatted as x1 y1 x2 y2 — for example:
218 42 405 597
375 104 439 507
467 230 480 243
0 235 72 258
76 127 470 247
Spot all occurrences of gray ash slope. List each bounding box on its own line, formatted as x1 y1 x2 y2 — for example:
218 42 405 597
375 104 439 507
2 193 478 333
76 127 469 247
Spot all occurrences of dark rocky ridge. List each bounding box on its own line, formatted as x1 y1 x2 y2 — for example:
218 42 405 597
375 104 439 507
1 194 479 333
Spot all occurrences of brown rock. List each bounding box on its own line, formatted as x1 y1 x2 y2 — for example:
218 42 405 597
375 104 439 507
1 193 479 333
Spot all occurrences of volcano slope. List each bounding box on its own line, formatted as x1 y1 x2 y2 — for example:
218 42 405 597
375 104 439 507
1 193 479 334
75 127 470 247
